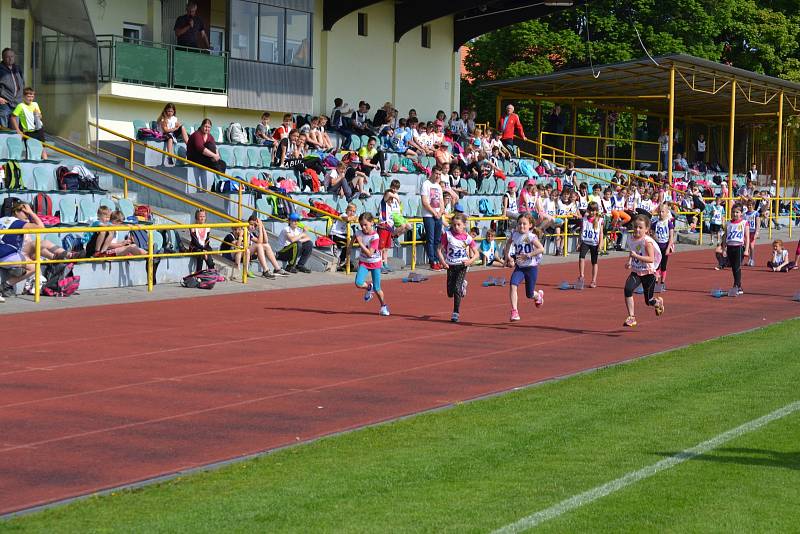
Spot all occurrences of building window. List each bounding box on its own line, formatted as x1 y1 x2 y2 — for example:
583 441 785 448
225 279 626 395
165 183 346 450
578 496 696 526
258 4 284 63
357 13 368 37
11 18 25 68
229 0 312 67
421 24 431 48
209 27 225 55
231 0 259 61
122 23 143 43
285 10 310 67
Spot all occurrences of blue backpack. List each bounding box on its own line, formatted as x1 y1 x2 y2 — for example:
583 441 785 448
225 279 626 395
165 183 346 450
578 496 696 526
518 160 536 179
62 234 84 253
129 229 149 250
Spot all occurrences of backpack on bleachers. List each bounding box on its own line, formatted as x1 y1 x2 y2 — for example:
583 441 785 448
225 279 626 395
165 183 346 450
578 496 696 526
72 165 103 191
137 128 164 141
478 198 495 216
61 234 84 253
3 160 22 189
160 229 185 253
42 262 80 297
214 178 240 193
33 192 53 217
129 229 149 250
56 166 81 191
226 122 248 144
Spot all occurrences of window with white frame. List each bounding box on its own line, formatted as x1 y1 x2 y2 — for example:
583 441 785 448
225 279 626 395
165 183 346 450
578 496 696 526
230 1 312 66
122 23 144 42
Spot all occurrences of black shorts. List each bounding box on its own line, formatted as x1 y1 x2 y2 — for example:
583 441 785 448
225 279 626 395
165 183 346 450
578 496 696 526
25 128 45 142
710 223 721 233
579 242 599 264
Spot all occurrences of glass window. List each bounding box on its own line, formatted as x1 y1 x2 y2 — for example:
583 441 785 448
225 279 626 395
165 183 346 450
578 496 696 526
122 23 143 43
209 27 225 55
285 10 311 67
259 5 284 64
230 0 258 60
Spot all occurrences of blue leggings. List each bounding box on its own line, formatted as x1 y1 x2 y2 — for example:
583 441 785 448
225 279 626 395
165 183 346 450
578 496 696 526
355 264 382 292
510 265 539 299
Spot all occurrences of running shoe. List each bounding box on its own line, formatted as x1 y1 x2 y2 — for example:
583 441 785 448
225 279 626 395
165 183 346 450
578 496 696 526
451 312 459 323
262 270 276 280
737 287 744 295
623 316 637 327
534 290 544 308
654 296 665 316
274 268 290 276
510 309 521 322
379 305 390 316
364 282 374 302
460 279 468 298
297 266 312 273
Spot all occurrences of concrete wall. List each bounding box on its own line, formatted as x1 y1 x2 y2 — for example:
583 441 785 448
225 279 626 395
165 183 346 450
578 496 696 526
85 0 161 40
0 0 33 76
313 0 460 121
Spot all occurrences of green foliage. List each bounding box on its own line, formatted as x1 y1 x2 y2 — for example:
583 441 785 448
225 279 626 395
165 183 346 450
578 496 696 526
462 0 800 129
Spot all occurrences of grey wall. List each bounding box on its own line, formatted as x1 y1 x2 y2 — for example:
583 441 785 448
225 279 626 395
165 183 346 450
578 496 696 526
228 59 312 113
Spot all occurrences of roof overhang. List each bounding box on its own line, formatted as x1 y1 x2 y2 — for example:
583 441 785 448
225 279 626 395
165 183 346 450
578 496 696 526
29 0 95 44
323 1 587 51
481 54 800 122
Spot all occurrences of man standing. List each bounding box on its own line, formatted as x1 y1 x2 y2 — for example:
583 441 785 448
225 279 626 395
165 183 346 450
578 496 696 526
658 129 670 172
498 104 526 156
0 48 23 129
174 2 210 50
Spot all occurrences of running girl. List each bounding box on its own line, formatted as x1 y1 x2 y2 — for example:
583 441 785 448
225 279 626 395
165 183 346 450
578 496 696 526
504 213 545 322
578 201 603 288
623 214 664 327
721 203 749 295
352 212 390 316
438 213 479 322
651 202 675 290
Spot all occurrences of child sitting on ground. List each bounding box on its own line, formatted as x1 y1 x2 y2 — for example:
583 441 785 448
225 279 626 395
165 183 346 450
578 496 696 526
480 229 504 266
767 240 796 272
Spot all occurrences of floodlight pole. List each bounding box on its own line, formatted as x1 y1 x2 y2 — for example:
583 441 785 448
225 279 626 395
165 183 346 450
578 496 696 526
728 79 737 214
776 91 784 223
667 66 675 184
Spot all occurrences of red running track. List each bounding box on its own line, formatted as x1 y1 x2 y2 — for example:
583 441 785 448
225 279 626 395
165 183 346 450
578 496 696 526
1 244 798 515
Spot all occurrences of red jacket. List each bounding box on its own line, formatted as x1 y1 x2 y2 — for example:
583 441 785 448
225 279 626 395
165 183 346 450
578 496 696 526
498 113 525 141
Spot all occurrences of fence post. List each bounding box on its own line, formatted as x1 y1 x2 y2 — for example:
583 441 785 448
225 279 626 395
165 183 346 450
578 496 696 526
790 201 793 240
411 223 417 270
238 188 243 221
563 217 568 256
147 229 154 292
346 223 351 275
242 230 249 284
34 234 41 303
699 213 704 246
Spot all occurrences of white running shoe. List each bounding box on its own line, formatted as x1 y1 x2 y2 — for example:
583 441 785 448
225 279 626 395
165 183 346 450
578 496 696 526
379 305 390 316
460 279 468 298
534 290 544 308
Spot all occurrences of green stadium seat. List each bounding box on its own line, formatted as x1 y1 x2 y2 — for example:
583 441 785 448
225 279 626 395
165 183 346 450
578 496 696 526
247 147 261 168
25 138 44 160
6 136 24 160
21 173 36 190
255 197 273 219
117 198 135 218
218 147 234 167
99 198 116 211
132 120 148 134
349 134 361 150
33 167 55 190
58 197 78 223
233 146 248 167
151 231 164 252
260 148 273 167
79 197 98 222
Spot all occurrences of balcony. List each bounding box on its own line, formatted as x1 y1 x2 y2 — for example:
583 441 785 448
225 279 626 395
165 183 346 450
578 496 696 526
95 35 227 94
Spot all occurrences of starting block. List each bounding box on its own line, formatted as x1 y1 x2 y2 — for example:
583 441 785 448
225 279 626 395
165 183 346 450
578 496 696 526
402 272 429 283
482 276 507 287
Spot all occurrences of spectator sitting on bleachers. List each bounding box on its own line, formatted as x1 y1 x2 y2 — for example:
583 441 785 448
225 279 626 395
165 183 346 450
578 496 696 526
351 101 373 136
254 112 274 148
373 102 393 130
187 118 226 173
83 206 145 258
272 113 295 143
448 110 469 146
407 108 418 123
276 213 312 273
311 115 334 151
414 123 436 156
673 153 689 171
156 103 189 165
431 121 446 147
330 98 353 149
466 109 477 135
10 87 48 159
331 202 358 270
325 160 353 200
449 165 468 198
434 142 453 168
188 209 215 272
0 201 42 300
275 128 304 168
382 120 416 157
490 130 511 159
358 136 388 177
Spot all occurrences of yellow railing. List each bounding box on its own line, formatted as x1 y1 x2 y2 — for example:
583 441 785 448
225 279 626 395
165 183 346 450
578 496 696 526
0 222 249 303
536 131 661 170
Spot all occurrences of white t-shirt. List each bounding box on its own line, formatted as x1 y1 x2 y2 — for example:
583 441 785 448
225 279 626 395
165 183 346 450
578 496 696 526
773 249 788 265
542 198 557 217
441 230 476 266
726 220 747 246
420 179 443 218
279 225 303 249
356 230 382 267
157 115 178 134
510 230 542 267
629 235 661 275
580 217 601 246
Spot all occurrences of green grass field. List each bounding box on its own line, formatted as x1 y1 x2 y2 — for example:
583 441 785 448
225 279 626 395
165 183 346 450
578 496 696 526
4 320 800 533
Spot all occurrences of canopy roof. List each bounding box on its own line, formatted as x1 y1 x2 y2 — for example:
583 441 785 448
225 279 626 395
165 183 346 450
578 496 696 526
482 54 800 122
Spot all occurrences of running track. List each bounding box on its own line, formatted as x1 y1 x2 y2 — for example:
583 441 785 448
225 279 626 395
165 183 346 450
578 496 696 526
1 245 798 515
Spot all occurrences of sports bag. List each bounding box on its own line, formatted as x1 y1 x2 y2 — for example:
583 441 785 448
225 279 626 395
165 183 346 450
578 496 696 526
42 262 80 297
62 234 85 253
3 160 22 189
226 122 248 144
129 229 149 250
1 196 22 217
33 192 52 216
478 198 495 216
311 200 339 218
137 127 164 141
56 166 81 191
181 268 224 289
134 204 153 222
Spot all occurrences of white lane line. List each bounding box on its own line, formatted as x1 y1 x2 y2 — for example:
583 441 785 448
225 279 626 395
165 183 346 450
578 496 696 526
493 400 800 533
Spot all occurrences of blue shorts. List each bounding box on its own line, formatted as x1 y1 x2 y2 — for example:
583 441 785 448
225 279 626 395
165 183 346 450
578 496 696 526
355 264 381 292
510 265 538 299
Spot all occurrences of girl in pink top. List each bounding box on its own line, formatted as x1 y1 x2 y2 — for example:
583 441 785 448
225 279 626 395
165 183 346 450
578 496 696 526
437 213 479 323
623 214 665 327
352 212 390 316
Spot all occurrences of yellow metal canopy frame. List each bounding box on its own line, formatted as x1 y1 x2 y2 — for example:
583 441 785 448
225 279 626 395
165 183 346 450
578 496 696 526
483 54 800 215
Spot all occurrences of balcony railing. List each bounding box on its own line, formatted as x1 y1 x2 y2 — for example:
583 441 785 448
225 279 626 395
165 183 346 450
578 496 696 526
94 35 227 94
